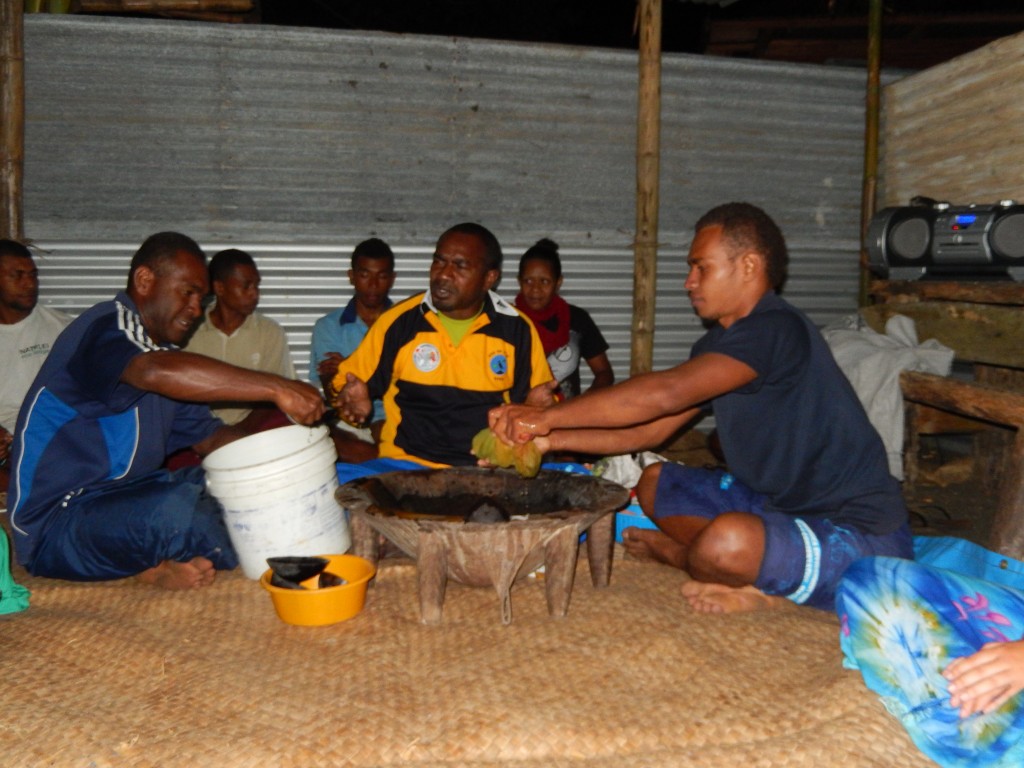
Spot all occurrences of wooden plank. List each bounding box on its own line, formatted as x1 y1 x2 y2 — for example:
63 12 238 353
880 30 1024 206
869 279 1024 307
989 433 1024 561
899 370 1024 559
861 302 1024 368
912 405 988 435
987 430 1024 561
900 371 1024 427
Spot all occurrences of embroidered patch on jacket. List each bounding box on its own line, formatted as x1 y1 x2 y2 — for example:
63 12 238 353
489 352 508 376
412 343 441 372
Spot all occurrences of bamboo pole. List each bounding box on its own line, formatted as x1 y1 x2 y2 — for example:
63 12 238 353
0 0 25 240
858 0 882 306
631 0 661 376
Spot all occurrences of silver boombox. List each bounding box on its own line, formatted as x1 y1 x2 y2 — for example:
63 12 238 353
867 198 1024 281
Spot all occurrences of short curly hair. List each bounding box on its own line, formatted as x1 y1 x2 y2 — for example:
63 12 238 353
208 248 257 286
127 232 206 290
440 222 503 272
0 239 32 261
695 202 789 290
351 238 395 270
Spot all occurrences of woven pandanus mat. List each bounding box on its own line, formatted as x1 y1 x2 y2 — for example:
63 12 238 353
0 550 932 768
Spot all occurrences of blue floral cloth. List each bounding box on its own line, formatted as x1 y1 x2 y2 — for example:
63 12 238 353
836 552 1024 767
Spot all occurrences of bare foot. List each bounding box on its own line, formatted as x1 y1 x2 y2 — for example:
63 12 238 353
137 557 217 590
621 526 687 569
681 579 789 614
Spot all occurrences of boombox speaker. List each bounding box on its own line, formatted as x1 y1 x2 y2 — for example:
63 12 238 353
867 199 1024 281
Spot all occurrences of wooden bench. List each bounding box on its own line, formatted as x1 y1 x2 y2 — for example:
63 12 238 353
862 280 1024 559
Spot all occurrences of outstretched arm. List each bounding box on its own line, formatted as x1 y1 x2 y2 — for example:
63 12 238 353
122 350 325 425
944 640 1024 718
490 352 755 445
546 408 700 456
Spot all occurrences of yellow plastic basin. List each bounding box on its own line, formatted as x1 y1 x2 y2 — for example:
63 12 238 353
260 553 376 627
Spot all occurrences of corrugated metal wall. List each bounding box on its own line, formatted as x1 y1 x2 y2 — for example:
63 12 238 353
880 29 1024 207
24 16 878 384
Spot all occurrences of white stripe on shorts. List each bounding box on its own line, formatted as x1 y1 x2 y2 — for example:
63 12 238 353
785 518 821 604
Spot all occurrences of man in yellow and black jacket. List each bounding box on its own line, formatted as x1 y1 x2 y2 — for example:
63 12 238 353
330 222 554 473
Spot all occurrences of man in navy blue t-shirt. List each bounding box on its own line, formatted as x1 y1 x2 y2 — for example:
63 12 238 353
489 203 912 613
8 232 325 590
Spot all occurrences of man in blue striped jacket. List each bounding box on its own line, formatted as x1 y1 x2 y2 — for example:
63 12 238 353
8 232 324 590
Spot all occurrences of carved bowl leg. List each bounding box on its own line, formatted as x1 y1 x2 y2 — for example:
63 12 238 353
543 525 582 618
349 511 380 566
585 511 615 588
417 529 448 625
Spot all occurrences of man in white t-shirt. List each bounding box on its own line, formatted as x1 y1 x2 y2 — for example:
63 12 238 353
183 248 296 429
0 240 72 491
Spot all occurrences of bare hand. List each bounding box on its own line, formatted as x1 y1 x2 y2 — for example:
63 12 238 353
488 403 549 445
318 352 345 398
334 373 372 426
944 640 1024 717
273 379 326 425
526 379 560 407
473 434 552 475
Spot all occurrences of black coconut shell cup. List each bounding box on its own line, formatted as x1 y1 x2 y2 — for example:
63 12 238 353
267 555 330 590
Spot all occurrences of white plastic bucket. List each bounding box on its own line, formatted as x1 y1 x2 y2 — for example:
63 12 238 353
202 424 350 579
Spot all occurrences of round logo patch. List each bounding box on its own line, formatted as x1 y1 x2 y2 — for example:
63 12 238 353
412 343 441 372
489 352 508 376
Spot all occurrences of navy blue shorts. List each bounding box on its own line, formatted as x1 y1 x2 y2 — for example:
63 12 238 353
654 463 912 610
28 465 238 581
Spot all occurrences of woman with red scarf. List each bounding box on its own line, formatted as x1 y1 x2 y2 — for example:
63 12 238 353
515 239 614 400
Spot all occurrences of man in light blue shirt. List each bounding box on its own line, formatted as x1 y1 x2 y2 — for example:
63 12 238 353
310 239 396 451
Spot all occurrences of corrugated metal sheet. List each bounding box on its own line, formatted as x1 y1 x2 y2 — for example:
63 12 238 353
880 29 1024 207
25 16 884 385
30 242 644 387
